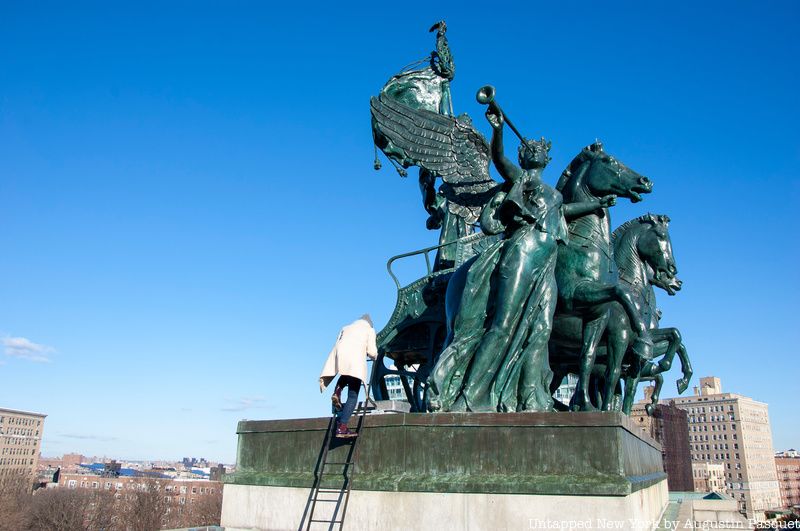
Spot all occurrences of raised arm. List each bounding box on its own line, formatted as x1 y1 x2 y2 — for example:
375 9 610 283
486 109 523 184
562 195 617 221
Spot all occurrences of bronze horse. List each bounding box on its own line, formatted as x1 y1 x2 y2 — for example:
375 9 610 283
550 142 654 411
550 214 692 413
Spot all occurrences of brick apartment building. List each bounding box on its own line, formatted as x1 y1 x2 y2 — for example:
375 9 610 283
0 407 46 484
57 472 221 506
631 391 694 492
775 451 800 510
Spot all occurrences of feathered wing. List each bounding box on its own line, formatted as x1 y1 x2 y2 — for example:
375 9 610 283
370 94 498 224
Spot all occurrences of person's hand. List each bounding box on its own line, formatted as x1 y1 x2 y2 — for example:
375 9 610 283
598 194 617 208
485 108 504 130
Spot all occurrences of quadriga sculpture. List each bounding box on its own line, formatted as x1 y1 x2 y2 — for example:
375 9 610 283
368 21 691 415
426 101 622 413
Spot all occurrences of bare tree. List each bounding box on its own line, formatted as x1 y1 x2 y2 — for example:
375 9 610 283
116 476 170 531
176 489 222 528
27 487 118 531
0 474 33 531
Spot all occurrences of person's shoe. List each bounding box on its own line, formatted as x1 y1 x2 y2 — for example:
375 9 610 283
335 423 357 438
331 392 342 412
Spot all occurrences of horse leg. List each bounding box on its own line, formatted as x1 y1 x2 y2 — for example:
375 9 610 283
602 309 631 411
641 329 678 375
641 328 691 394
573 282 654 360
622 361 641 415
587 373 603 410
675 342 693 394
645 374 664 415
571 312 609 412
612 378 624 412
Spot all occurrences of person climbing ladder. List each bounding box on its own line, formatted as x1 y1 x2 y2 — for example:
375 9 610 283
319 314 378 438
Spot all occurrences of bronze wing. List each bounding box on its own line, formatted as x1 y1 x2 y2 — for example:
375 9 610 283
370 93 498 225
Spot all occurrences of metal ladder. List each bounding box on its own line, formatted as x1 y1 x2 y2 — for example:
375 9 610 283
302 381 375 531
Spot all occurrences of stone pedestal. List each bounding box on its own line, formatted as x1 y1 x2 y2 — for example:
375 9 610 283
222 412 668 530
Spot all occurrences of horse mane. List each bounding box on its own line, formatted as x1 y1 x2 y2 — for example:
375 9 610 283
556 142 605 199
555 150 588 193
611 213 669 244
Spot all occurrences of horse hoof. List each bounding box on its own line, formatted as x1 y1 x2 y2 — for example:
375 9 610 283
645 404 655 416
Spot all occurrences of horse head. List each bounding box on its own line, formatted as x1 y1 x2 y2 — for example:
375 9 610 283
637 214 681 295
556 141 653 203
613 214 681 296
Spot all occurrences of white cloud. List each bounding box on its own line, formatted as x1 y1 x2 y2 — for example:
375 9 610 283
221 396 268 412
2 336 55 363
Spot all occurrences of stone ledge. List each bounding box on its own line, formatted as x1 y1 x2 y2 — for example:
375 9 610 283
228 412 665 498
237 411 660 451
225 470 666 496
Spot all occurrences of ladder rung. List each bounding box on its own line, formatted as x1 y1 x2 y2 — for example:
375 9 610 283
311 498 339 502
310 519 343 523
324 461 353 465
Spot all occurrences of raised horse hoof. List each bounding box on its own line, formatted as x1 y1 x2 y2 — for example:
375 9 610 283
676 377 689 394
632 337 655 360
645 403 655 416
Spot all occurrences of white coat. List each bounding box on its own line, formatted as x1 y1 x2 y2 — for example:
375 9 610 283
319 318 378 392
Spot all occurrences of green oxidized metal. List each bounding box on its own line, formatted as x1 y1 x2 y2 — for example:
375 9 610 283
369 21 691 414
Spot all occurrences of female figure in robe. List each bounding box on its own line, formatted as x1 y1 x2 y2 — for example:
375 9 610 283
426 108 615 412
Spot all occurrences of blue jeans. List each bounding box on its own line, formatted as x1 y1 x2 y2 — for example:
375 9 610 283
335 375 361 425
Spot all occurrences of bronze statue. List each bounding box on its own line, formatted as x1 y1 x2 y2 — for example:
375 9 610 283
371 21 494 270
368 22 692 415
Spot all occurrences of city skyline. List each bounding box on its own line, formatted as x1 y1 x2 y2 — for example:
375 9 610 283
1 2 798 462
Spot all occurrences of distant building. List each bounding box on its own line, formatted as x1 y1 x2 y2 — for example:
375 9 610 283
209 464 226 482
666 376 781 521
777 449 800 459
182 457 208 468
774 452 800 510
61 453 87 469
693 462 726 492
668 491 750 529
553 374 577 406
0 407 46 484
103 460 122 477
384 374 407 401
631 389 694 491
58 472 221 505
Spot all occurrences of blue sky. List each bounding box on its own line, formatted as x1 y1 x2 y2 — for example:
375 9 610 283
1 1 798 463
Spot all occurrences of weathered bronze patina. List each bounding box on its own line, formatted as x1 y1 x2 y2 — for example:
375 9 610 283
369 22 690 414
